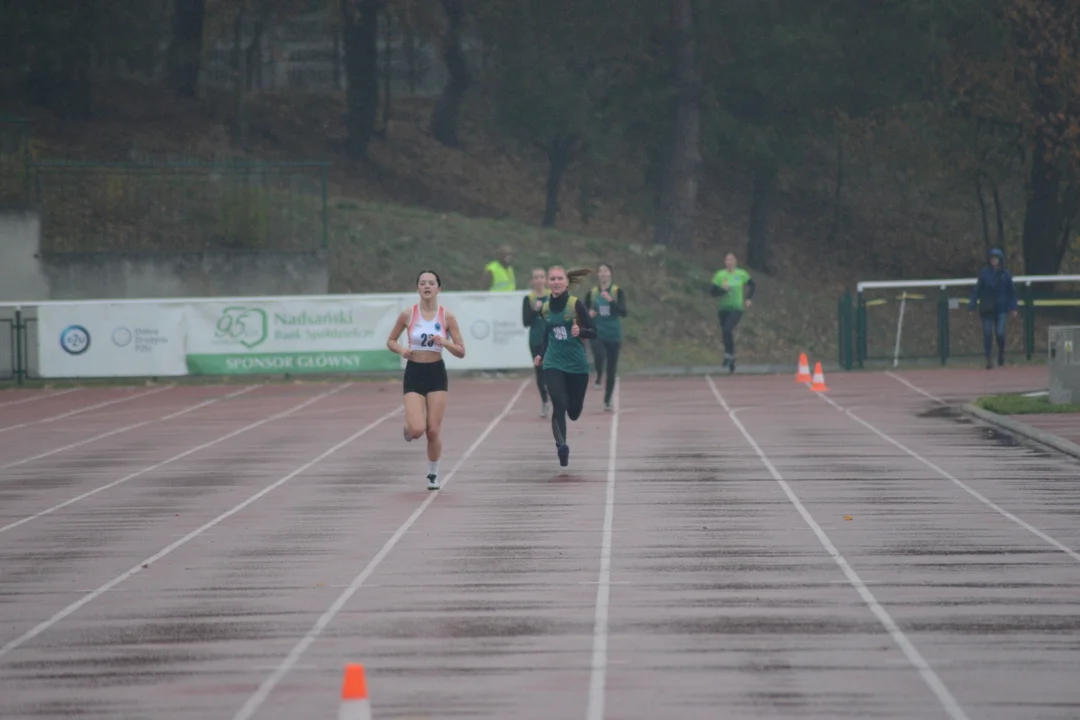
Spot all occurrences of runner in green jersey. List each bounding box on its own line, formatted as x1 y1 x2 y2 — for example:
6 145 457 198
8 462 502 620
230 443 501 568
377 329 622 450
709 252 756 373
534 265 597 467
584 262 627 411
522 267 550 416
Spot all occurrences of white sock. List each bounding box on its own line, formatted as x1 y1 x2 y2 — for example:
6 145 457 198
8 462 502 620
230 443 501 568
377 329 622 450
428 460 439 477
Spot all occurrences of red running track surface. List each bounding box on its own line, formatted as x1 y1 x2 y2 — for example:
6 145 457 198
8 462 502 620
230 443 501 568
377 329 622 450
0 368 1077 720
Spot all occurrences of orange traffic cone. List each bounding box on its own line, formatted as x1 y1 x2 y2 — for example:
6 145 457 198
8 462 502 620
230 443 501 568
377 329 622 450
339 663 372 720
809 362 829 392
796 352 811 383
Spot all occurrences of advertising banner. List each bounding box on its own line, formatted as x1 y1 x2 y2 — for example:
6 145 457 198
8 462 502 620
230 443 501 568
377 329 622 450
184 297 403 375
37 303 188 378
435 293 532 370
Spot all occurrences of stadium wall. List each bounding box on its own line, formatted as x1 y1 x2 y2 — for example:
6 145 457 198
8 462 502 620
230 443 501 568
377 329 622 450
0 211 329 302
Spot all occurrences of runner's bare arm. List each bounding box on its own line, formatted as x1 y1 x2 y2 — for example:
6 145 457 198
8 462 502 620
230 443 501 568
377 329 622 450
386 310 412 358
440 311 467 359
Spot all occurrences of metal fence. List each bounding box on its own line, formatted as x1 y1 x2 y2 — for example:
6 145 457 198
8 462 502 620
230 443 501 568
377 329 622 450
837 275 1080 369
30 160 329 254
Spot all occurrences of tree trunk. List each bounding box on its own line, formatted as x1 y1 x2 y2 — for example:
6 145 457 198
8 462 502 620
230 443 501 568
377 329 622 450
341 0 383 159
430 0 470 147
975 174 992 253
404 12 417 94
1021 139 1073 276
246 18 265 91
542 134 578 228
231 8 246 147
166 0 206 98
381 9 392 135
27 43 93 121
746 163 777 273
652 0 700 249
829 137 844 243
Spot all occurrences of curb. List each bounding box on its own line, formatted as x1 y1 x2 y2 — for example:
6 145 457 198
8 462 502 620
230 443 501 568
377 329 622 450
962 403 1080 461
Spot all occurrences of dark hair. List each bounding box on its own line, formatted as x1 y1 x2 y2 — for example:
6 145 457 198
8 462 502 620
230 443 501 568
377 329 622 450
416 270 442 287
598 262 613 275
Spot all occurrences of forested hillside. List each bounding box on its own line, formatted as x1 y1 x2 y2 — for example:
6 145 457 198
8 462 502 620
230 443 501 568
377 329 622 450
2 0 1079 367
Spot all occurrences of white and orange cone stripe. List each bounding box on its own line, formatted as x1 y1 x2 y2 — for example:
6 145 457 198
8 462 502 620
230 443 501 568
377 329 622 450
339 663 372 720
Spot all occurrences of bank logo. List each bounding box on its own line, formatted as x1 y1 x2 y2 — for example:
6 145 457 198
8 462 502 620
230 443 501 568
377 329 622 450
112 327 133 347
214 306 268 349
60 325 91 355
470 320 491 340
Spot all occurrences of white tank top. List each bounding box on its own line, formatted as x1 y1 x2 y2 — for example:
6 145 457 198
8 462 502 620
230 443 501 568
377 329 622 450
407 304 447 352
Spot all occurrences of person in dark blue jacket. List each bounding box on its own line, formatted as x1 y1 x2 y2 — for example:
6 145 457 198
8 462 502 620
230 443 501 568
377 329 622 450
968 248 1019 368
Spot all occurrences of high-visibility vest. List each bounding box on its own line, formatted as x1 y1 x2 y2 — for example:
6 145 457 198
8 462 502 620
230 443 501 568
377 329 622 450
485 261 516 292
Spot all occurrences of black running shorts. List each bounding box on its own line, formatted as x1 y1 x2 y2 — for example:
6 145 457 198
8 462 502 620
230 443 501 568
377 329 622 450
403 359 448 396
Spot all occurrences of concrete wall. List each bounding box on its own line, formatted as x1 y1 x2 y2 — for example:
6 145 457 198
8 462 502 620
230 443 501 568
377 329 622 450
0 211 329 302
0 212 49 302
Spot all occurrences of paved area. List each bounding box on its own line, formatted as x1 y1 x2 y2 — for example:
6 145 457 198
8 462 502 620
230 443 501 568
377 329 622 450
883 364 1080 446
0 367 1078 719
1015 413 1080 447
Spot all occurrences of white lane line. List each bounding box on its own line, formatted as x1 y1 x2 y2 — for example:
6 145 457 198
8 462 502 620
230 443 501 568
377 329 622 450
0 388 82 409
707 376 970 720
815 392 1080 565
885 371 946 404
0 384 348 535
230 378 530 720
1 385 261 470
0 395 399 661
0 385 175 434
586 380 620 720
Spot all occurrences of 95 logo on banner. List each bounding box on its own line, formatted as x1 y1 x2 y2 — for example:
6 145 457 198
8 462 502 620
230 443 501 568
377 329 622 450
59 325 91 355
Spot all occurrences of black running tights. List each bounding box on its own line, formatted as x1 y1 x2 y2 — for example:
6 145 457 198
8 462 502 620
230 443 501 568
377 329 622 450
530 343 548 403
592 339 621 404
543 369 589 446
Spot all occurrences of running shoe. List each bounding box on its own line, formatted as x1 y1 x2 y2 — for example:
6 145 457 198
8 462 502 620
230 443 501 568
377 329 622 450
557 443 570 467
427 474 440 490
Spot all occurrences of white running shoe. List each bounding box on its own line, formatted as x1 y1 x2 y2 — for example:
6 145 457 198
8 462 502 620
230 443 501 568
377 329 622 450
427 474 440 491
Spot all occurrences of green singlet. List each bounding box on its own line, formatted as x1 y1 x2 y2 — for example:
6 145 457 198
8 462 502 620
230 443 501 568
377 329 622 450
541 294 589 374
590 284 622 341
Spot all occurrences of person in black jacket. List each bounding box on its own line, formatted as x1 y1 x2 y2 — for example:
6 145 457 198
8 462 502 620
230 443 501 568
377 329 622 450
968 248 1019 369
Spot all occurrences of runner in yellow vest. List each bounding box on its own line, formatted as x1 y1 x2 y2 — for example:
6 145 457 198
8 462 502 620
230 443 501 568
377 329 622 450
482 245 516 292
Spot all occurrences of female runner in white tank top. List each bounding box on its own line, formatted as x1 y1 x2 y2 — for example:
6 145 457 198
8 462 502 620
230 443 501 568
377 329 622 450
386 270 466 490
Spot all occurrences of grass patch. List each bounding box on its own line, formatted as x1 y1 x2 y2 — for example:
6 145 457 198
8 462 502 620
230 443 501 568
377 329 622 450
974 393 1080 415
325 200 840 370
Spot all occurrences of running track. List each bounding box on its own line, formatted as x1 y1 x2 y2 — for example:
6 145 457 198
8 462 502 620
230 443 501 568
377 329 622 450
0 368 1077 719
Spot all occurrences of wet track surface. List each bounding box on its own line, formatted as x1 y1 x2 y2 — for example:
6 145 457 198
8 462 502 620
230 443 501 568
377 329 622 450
0 367 1078 719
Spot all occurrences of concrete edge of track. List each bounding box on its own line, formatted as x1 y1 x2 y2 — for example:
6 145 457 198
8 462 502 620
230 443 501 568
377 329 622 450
961 403 1080 461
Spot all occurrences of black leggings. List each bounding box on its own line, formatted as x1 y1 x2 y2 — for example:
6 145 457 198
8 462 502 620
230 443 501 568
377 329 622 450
543 369 589 446
718 310 743 357
530 343 548 403
592 339 621 404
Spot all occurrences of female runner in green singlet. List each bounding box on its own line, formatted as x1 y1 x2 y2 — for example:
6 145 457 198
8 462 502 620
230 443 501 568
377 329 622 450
585 261 626 411
533 266 597 468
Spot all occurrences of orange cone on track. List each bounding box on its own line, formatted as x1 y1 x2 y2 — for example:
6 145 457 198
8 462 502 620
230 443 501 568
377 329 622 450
810 362 829 392
339 663 372 720
796 352 812 383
